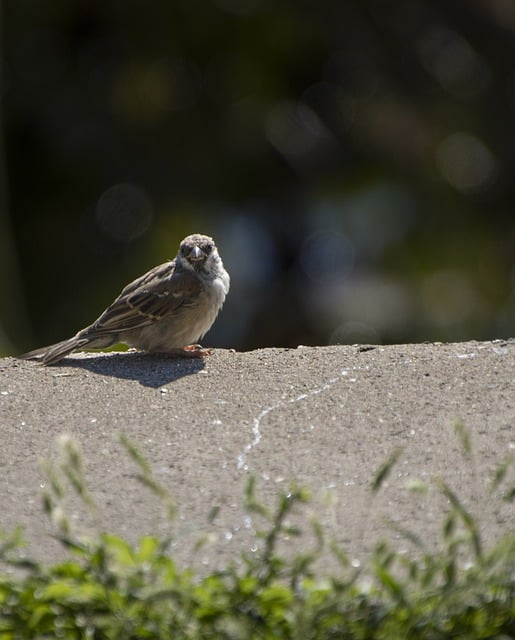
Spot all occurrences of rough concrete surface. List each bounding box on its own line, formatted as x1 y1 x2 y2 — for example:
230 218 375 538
1 340 514 574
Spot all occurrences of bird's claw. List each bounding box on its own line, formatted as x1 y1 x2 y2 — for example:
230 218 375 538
178 344 213 358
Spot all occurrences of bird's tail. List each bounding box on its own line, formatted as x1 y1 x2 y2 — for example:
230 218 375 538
19 336 90 365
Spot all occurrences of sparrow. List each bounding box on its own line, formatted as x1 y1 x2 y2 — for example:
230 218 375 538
19 234 230 365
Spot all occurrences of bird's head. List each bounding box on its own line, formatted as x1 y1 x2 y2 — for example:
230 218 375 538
177 234 220 273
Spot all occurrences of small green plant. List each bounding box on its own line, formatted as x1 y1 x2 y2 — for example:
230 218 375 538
0 430 513 639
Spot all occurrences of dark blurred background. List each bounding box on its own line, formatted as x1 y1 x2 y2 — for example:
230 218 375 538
1 0 515 356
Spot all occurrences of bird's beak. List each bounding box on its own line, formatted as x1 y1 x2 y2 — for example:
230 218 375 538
190 246 203 261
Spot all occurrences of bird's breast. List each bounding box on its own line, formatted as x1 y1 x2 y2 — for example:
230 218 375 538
125 273 228 351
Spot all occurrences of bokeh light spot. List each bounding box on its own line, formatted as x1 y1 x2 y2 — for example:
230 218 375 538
110 59 201 125
436 132 498 194
265 101 332 167
96 183 154 243
299 230 355 284
417 26 491 99
420 269 482 327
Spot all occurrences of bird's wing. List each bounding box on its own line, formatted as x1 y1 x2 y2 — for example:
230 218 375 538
87 261 203 336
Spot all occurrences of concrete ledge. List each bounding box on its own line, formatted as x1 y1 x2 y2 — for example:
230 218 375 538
1 340 514 571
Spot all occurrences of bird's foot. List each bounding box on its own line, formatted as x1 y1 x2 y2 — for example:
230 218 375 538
183 344 213 357
164 344 213 358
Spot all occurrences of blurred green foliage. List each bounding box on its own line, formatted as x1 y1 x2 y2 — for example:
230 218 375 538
2 0 515 354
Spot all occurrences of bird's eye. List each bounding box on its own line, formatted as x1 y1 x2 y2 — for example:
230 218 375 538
203 242 213 254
